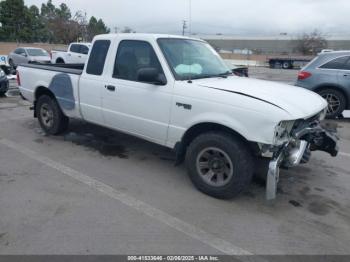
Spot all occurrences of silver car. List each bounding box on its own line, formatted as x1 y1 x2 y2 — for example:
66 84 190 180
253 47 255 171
296 51 350 118
8 47 51 68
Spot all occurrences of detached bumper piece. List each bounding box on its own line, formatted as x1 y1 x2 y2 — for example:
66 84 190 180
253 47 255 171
266 121 339 201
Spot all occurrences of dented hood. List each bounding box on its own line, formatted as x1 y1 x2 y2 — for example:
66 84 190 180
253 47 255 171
196 76 327 119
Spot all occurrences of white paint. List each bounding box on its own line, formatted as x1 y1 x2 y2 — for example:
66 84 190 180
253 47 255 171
19 33 328 149
0 138 255 257
51 42 91 64
340 152 350 158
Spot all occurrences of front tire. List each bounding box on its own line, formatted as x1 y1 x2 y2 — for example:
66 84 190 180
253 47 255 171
36 95 69 135
185 132 254 199
318 89 346 119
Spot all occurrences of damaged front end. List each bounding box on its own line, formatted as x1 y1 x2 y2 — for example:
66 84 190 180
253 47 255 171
265 112 339 200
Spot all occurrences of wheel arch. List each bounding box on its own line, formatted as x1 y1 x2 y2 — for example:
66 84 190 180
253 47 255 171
314 84 349 109
174 122 260 165
34 86 57 117
56 57 65 63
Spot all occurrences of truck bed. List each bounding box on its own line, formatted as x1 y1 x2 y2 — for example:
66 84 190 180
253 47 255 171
18 63 83 120
19 63 84 75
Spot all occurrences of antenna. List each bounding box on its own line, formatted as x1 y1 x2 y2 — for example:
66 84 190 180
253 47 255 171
182 20 187 36
189 0 192 35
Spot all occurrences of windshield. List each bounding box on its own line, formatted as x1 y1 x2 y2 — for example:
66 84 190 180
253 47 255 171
26 49 49 57
158 38 231 80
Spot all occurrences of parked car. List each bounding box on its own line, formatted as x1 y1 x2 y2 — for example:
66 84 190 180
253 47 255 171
0 69 9 96
51 42 91 64
0 55 14 75
8 47 51 68
296 51 350 118
17 34 338 200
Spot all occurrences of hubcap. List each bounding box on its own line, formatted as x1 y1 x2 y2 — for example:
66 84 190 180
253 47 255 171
322 93 341 114
196 147 234 187
40 103 54 128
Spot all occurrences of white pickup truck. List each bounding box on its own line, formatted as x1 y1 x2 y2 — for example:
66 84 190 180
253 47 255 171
51 42 91 64
18 33 338 200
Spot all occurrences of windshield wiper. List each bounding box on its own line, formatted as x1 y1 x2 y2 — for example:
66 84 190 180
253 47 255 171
188 71 233 80
215 71 233 78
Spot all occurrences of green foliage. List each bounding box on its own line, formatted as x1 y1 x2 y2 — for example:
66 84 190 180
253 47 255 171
0 0 110 43
87 16 110 41
0 0 28 42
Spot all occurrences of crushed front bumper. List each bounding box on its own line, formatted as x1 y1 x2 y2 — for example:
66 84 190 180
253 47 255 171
266 121 339 200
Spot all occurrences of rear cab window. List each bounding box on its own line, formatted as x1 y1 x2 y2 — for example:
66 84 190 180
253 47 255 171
80 45 89 55
86 40 111 75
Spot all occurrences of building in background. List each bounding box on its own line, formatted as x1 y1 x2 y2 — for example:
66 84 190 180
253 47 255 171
201 35 350 55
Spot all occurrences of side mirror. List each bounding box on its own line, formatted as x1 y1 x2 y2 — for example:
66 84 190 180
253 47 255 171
137 67 167 85
20 53 27 57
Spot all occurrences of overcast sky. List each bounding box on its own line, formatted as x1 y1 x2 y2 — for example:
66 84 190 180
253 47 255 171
24 0 350 37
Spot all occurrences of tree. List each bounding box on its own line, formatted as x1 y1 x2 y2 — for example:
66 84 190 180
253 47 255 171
25 5 47 42
296 30 328 55
0 0 110 43
40 0 74 43
0 0 28 42
87 16 110 41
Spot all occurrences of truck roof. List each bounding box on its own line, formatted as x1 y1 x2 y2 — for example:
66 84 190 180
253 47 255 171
94 33 205 42
319 50 350 56
69 42 91 46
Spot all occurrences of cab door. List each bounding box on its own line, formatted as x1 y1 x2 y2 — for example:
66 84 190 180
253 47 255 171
79 40 111 125
101 39 173 145
67 44 83 64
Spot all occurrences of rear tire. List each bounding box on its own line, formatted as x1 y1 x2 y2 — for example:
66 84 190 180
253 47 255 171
317 89 346 119
282 61 291 69
36 95 69 135
185 132 254 199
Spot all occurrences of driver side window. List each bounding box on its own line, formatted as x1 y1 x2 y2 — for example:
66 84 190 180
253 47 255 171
113 40 163 82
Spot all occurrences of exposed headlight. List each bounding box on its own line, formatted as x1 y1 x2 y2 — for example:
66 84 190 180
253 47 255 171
0 70 5 77
273 120 295 145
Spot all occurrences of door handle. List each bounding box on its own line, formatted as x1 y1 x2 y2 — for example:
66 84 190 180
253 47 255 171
105 85 116 91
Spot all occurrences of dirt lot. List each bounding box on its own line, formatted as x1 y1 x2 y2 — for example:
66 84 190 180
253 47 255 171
0 70 350 255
